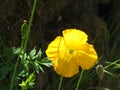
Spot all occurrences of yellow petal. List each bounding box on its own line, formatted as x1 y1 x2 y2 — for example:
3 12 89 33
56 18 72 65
45 36 66 61
63 29 88 49
75 43 98 70
52 57 79 77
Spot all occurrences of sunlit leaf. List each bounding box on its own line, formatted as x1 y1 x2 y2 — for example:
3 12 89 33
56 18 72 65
29 48 36 60
33 61 40 73
40 58 52 67
35 49 42 59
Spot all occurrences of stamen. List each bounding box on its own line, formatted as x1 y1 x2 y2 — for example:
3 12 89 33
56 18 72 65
69 49 74 54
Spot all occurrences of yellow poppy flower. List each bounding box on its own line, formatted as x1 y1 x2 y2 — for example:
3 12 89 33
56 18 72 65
46 29 98 77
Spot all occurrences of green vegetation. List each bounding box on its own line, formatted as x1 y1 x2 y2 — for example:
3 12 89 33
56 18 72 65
0 0 120 90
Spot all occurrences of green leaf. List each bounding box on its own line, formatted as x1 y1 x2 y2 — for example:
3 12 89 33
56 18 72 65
13 47 21 54
113 63 120 69
24 60 30 71
0 65 13 80
32 61 41 73
25 72 35 83
40 58 52 67
28 48 36 60
104 70 118 78
19 81 26 88
19 70 26 77
20 52 27 63
19 71 35 89
19 69 29 77
2 48 15 61
38 65 44 73
35 49 42 59
28 82 35 88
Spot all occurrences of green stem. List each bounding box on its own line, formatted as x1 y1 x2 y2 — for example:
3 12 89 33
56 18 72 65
58 76 63 90
104 59 120 69
24 0 37 51
10 38 25 90
76 69 84 90
10 56 20 90
10 0 37 89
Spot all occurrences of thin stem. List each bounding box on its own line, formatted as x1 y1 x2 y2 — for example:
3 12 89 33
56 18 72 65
104 59 120 69
10 56 20 90
24 0 37 51
10 0 37 89
10 38 25 90
58 76 63 90
76 69 84 90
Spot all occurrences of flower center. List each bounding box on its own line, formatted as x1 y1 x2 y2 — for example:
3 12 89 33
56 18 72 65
69 49 74 54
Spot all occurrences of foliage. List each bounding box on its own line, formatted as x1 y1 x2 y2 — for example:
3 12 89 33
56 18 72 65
19 72 35 90
0 37 52 90
18 48 51 77
0 0 120 90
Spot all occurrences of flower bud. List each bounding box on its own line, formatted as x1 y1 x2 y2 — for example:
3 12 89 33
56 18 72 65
96 65 104 80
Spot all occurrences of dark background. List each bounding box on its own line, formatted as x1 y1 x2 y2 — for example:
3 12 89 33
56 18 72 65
0 0 120 90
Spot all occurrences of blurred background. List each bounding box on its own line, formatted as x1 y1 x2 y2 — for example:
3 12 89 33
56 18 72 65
0 0 120 90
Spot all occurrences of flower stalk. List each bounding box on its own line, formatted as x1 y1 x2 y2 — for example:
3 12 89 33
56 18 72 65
24 0 37 51
58 76 63 90
10 0 37 90
75 69 84 90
